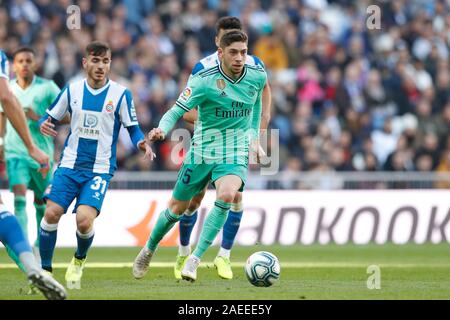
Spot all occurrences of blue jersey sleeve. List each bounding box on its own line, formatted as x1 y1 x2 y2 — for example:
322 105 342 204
0 51 9 80
252 55 266 70
127 125 145 149
191 62 205 75
119 89 138 127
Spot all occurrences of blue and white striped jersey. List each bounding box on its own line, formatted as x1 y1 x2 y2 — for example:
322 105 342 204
46 78 142 174
0 50 9 80
191 51 265 75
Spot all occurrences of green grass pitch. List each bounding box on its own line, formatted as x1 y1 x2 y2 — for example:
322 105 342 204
1 244 449 300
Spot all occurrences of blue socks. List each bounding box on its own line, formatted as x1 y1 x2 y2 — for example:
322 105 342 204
221 209 243 250
39 219 58 272
179 211 198 246
75 229 95 260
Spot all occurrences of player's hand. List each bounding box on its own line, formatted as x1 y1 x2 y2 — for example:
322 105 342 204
138 140 156 161
28 145 50 178
250 140 266 164
40 117 57 137
147 128 165 142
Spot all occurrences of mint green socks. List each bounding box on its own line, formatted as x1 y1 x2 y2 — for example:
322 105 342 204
146 208 181 252
33 203 46 247
193 200 231 259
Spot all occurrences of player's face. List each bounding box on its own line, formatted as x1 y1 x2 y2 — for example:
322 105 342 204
219 41 247 76
83 52 111 83
13 51 35 79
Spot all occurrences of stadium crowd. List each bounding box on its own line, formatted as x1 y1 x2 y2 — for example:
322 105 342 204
1 0 450 183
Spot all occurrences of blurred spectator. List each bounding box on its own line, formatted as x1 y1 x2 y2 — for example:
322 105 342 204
435 149 450 188
372 117 399 167
253 24 288 70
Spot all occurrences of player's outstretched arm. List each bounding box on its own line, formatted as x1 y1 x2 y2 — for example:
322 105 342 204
260 81 272 133
151 104 187 142
0 78 49 173
0 79 35 149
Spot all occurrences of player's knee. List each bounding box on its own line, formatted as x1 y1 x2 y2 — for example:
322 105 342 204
77 218 93 234
44 206 62 224
217 190 235 203
189 189 206 210
233 192 242 203
188 195 203 212
168 198 188 215
187 201 199 213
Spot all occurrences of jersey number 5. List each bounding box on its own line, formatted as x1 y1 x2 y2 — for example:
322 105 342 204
182 168 193 184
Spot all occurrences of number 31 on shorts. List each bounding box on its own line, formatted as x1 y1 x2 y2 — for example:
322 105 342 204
90 176 107 194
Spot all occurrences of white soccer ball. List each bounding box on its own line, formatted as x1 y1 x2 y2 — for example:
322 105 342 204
245 251 280 287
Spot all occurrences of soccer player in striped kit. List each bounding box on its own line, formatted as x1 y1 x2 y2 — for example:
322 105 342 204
38 41 155 289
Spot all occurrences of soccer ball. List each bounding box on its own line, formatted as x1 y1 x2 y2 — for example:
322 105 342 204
245 251 280 287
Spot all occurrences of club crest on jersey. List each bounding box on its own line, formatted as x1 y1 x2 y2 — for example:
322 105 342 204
105 100 114 113
216 79 226 90
180 87 192 102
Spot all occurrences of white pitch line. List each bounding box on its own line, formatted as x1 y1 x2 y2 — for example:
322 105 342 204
0 262 449 269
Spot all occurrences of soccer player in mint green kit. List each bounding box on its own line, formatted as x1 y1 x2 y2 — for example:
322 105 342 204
0 48 66 300
133 30 267 282
0 47 60 272
175 16 271 281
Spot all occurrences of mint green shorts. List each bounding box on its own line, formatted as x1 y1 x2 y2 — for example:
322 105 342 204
172 162 248 201
6 158 53 199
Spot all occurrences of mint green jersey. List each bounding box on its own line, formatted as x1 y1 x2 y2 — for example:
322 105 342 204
174 63 266 164
1 76 60 166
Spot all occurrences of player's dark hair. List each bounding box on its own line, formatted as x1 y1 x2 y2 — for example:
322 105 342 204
215 16 242 34
12 46 35 59
219 30 248 48
85 41 110 57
